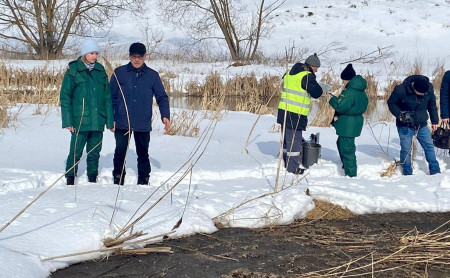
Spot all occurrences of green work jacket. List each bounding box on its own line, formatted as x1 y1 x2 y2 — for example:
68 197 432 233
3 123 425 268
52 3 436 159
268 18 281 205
60 57 114 131
329 75 369 137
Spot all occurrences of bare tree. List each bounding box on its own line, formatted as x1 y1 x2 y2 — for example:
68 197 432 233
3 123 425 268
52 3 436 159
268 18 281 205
0 0 141 59
137 18 164 57
156 0 286 63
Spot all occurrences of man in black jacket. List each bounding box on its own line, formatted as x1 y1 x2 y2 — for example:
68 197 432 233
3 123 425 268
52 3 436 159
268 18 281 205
277 53 323 175
110 43 171 185
387 75 440 175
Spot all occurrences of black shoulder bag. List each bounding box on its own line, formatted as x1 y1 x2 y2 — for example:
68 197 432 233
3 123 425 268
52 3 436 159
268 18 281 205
432 123 450 149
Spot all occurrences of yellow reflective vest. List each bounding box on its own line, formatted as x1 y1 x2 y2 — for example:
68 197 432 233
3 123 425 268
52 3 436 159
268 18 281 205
278 71 311 116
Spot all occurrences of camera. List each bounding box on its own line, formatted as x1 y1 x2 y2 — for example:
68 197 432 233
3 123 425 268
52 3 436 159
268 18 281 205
399 111 416 126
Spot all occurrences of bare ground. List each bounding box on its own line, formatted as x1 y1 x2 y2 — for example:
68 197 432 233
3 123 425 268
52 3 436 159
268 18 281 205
50 212 450 278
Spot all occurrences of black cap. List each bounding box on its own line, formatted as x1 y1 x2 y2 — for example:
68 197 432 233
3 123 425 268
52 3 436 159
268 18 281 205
340 64 356 80
129 42 146 56
413 79 429 94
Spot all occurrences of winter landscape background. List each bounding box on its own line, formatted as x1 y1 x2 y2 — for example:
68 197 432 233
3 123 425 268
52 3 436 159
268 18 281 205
0 0 450 277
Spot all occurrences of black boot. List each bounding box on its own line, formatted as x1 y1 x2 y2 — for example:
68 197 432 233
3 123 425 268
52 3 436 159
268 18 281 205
66 176 75 185
114 174 125 185
137 176 149 185
88 175 97 183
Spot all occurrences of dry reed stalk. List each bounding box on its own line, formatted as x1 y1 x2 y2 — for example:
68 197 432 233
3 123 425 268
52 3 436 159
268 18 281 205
408 59 423 76
109 71 132 226
294 220 450 277
165 109 201 137
380 161 399 177
0 95 8 131
213 173 309 227
186 72 280 102
431 62 446 101
0 64 63 104
310 96 336 127
41 230 175 261
241 88 279 153
160 70 179 95
104 231 146 247
364 72 379 100
118 247 173 255
242 114 261 154
320 69 341 92
382 79 401 100
115 118 219 239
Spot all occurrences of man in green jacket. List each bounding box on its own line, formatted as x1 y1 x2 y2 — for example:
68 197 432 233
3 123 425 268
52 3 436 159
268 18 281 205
328 64 369 177
60 39 114 185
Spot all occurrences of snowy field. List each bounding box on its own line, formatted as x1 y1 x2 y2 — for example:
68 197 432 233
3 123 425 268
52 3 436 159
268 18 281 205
1 0 450 277
1 106 449 277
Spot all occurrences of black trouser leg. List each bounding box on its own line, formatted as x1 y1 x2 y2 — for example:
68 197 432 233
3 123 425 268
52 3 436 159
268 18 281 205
134 131 151 178
113 129 130 177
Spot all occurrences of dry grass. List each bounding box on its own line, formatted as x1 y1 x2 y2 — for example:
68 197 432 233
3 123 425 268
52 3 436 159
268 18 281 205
319 69 341 92
0 106 7 129
364 72 379 99
0 63 62 103
185 72 280 100
310 97 335 127
165 109 201 137
165 93 225 137
431 62 446 96
381 161 400 177
383 79 402 99
408 59 423 76
0 59 446 130
305 199 355 220
295 219 450 277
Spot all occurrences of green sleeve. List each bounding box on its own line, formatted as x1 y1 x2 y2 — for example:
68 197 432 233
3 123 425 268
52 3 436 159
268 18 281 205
60 70 74 128
329 91 353 114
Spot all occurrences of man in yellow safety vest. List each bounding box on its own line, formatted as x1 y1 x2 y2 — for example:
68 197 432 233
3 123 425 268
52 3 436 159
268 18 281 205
277 53 323 175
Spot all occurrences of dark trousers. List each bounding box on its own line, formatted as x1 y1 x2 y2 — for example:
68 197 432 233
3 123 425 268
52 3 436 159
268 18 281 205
65 131 103 178
337 136 356 177
113 129 151 178
282 128 303 173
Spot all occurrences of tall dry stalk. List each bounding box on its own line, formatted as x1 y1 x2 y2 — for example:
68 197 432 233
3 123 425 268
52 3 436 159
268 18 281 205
165 110 201 137
0 64 63 104
382 79 402 100
408 58 423 76
310 96 336 127
364 72 379 100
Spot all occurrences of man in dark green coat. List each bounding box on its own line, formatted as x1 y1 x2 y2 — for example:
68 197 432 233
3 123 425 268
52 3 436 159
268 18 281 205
60 39 114 185
328 64 369 177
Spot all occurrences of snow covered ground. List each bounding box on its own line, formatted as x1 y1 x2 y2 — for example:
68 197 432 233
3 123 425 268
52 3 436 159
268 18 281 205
1 105 449 277
1 0 450 277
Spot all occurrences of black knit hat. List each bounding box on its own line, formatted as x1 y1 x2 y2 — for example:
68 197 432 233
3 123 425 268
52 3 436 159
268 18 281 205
413 79 429 94
340 64 356 80
129 42 146 56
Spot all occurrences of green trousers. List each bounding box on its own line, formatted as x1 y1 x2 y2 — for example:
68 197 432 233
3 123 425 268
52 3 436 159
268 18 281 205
65 131 103 178
337 136 357 177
